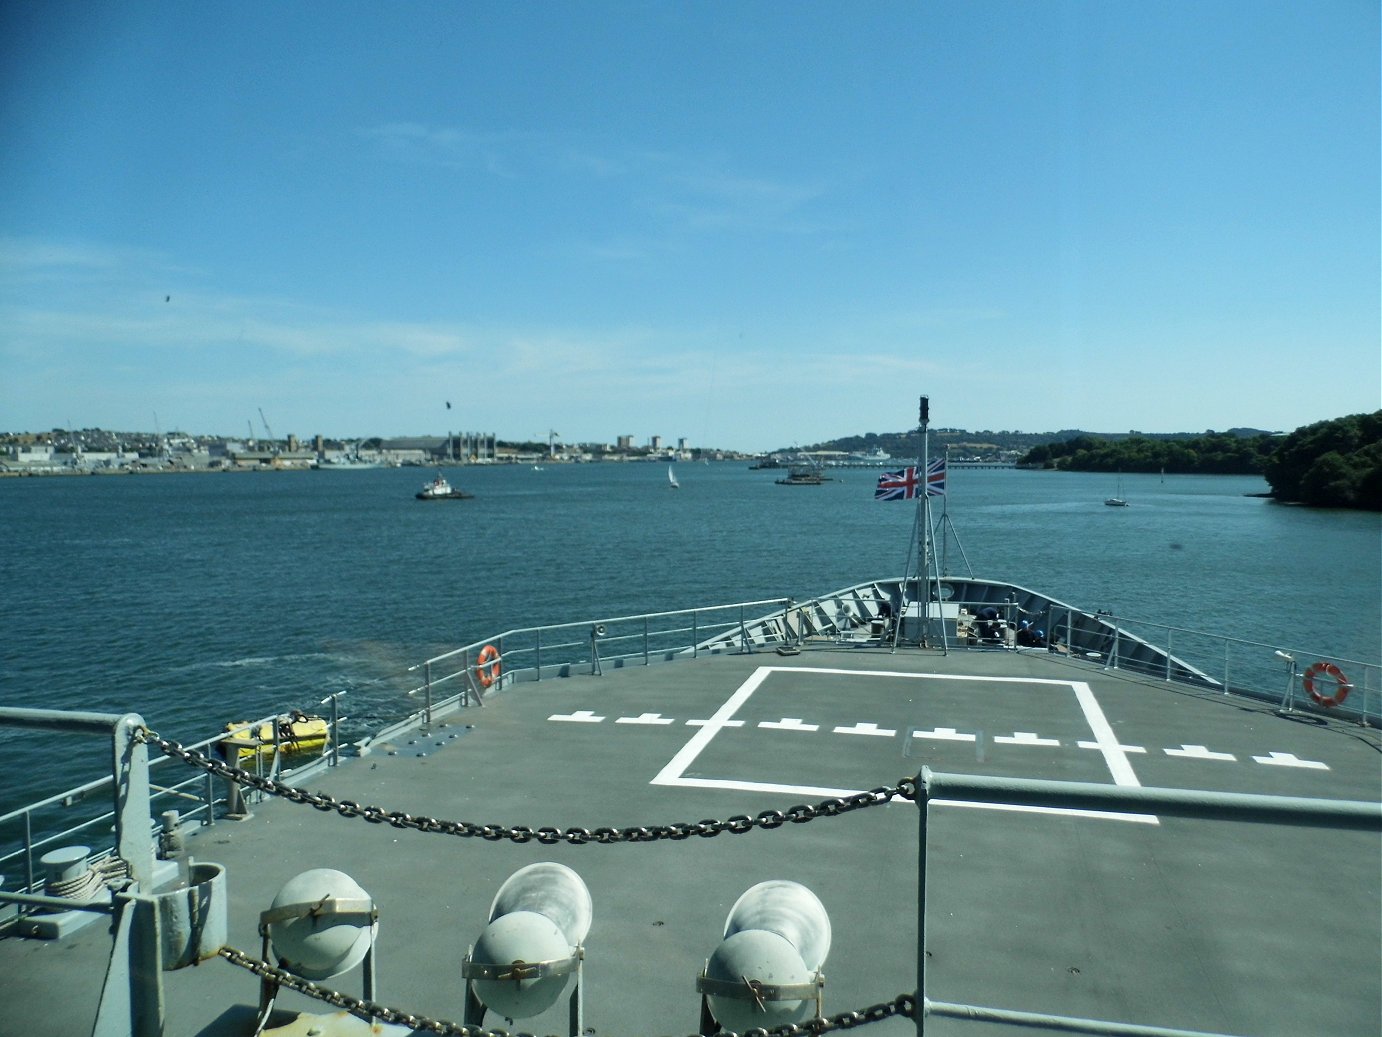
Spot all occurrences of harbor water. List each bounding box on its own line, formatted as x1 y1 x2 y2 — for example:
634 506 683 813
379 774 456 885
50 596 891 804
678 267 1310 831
2 463 1378 813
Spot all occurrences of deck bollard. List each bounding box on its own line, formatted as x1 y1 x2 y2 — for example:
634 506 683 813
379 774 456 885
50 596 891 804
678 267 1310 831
159 811 184 858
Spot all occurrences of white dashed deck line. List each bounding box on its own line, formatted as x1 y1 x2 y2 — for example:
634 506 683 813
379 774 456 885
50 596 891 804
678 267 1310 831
834 722 897 737
910 727 976 742
995 732 1061 747
1254 751 1328 770
759 718 819 732
685 718 744 728
1165 744 1236 761
549 710 605 723
616 713 674 725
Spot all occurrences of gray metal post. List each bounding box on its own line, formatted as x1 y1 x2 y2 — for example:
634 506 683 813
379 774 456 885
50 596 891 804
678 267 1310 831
92 893 162 1037
916 771 929 1037
0 710 154 891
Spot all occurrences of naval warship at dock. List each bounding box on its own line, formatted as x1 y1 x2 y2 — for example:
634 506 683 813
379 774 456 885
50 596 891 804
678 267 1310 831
2 400 1379 1037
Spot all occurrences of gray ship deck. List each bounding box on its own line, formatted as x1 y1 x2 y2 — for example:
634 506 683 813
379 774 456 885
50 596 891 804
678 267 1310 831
5 640 1380 1036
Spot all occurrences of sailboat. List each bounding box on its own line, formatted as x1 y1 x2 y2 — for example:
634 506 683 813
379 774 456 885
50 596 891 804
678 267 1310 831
667 465 680 489
1105 472 1129 507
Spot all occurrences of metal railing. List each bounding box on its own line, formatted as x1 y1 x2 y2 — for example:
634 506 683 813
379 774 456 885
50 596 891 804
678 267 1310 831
913 768 1382 1036
386 598 794 736
780 579 1379 727
0 709 336 925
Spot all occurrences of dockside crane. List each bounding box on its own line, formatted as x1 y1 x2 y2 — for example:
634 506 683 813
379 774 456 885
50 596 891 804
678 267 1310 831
258 408 276 449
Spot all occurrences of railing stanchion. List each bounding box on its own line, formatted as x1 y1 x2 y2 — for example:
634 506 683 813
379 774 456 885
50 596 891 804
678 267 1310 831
424 661 433 728
535 630 543 682
332 693 340 767
916 770 930 1037
644 616 650 666
24 810 34 916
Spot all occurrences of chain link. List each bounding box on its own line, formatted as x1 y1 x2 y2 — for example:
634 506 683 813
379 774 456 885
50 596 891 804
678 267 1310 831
139 730 916 845
219 944 914 1037
167 731 917 1034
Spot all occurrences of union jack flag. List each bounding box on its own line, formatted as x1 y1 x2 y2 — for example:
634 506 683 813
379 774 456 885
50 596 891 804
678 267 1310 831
874 459 946 500
925 457 946 496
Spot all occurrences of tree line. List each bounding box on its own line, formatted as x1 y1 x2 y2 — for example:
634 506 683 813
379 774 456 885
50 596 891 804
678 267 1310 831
1017 413 1381 510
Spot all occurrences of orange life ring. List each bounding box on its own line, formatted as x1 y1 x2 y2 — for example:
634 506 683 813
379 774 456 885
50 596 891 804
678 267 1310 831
476 644 501 688
1303 661 1351 708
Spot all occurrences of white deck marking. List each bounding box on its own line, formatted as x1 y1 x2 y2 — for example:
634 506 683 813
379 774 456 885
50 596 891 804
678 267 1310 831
1077 740 1147 755
1165 744 1236 761
759 718 819 731
656 775 862 798
834 722 896 737
1254 751 1328 770
616 713 674 725
651 666 1157 822
995 732 1061 747
1071 682 1143 786
651 666 773 788
910 727 976 742
941 801 1157 824
549 710 604 723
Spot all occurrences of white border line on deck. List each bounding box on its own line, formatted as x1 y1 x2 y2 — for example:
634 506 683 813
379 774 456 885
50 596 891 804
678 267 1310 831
650 665 1156 824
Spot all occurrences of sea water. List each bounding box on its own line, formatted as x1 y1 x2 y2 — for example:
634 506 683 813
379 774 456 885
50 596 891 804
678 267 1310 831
1 463 1378 811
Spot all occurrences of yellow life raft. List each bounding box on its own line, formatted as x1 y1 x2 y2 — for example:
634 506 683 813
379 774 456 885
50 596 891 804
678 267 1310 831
221 711 330 765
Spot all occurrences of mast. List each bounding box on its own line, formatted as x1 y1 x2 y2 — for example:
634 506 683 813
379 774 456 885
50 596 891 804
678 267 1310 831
914 395 949 653
916 394 928 588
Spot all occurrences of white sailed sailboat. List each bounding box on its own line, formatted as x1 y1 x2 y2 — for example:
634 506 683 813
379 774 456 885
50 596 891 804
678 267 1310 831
1105 472 1129 507
668 465 680 489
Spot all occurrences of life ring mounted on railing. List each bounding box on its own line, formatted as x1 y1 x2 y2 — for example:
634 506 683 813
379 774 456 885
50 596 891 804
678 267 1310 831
1303 660 1351 708
475 644 502 689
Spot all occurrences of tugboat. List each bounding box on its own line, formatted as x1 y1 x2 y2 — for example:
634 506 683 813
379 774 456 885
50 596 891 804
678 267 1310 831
416 472 473 500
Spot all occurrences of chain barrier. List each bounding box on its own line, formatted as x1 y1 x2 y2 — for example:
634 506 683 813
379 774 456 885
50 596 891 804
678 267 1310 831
220 944 916 1037
138 729 917 845
158 730 917 1034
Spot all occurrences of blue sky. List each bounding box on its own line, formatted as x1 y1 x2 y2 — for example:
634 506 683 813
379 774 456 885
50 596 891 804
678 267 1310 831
2 1 1377 452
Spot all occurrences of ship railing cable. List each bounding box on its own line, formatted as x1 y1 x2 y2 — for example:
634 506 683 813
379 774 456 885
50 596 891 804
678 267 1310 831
138 728 916 843
218 943 916 1036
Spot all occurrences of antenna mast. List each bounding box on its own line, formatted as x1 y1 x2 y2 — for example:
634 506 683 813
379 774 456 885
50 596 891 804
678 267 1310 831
909 395 949 653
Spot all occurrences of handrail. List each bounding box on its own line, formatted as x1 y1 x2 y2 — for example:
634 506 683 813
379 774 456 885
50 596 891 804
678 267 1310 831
0 706 334 915
913 768 1382 1036
415 597 791 670
0 709 153 890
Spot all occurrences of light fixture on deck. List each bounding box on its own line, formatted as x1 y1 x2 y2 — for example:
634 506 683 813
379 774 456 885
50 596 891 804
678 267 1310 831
254 869 377 1033
696 880 830 1034
462 862 591 1033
